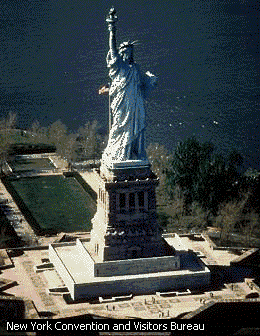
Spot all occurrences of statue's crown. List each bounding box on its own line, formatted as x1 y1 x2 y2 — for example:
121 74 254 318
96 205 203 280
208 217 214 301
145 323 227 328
119 40 139 50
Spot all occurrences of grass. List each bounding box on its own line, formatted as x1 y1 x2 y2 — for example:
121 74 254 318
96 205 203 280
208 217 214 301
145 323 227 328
9 157 55 173
0 129 32 144
9 175 96 233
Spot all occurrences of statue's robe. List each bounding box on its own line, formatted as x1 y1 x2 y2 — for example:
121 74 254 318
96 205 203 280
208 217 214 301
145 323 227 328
102 51 157 162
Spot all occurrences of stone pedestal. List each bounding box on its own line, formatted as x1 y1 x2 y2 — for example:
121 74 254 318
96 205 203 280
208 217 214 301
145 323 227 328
90 160 174 261
49 160 211 302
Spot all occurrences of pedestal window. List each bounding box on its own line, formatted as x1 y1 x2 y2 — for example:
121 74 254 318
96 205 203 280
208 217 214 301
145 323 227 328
118 193 126 213
129 192 135 212
119 193 126 208
138 191 144 212
144 191 148 211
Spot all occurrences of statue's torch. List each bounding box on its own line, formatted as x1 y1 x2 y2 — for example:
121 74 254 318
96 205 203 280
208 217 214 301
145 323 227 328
106 7 118 27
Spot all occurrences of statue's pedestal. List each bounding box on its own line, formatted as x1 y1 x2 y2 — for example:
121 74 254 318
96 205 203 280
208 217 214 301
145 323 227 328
100 158 152 182
90 159 174 261
49 159 211 301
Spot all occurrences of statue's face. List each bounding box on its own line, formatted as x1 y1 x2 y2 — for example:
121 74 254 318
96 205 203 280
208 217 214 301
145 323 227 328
119 47 133 62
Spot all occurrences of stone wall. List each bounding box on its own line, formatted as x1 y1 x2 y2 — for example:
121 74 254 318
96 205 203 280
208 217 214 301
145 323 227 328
73 270 210 301
49 245 75 297
76 239 95 275
80 170 100 195
95 255 180 277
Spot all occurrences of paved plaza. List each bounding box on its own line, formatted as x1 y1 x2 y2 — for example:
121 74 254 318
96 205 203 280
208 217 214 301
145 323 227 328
0 154 259 320
1 234 256 319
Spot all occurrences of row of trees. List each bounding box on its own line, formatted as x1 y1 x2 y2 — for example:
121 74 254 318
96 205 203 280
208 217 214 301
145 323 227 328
29 119 106 165
0 113 106 171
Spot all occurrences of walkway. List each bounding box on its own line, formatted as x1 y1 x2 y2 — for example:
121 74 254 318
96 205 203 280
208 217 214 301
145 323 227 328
48 154 67 170
0 180 38 245
80 169 99 194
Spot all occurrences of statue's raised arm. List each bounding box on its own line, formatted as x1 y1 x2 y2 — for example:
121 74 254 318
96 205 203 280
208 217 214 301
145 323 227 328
106 8 118 59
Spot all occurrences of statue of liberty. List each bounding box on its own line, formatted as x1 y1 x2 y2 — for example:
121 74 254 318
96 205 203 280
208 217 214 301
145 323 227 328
100 8 157 163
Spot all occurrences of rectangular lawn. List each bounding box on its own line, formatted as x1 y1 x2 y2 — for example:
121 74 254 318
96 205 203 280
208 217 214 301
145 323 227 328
9 175 96 233
9 157 55 173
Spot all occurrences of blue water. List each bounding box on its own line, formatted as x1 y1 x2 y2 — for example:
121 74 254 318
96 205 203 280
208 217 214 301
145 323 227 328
1 1 259 169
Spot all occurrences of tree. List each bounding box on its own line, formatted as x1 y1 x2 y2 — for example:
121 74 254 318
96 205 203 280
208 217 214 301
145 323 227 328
29 120 50 144
63 133 77 169
166 137 243 215
146 143 172 205
48 120 67 145
47 120 68 157
146 143 171 176
160 189 186 233
2 111 17 130
188 201 209 231
77 120 102 161
161 192 209 233
166 136 214 205
215 194 248 244
242 211 259 246
30 120 41 143
195 154 233 215
0 112 17 172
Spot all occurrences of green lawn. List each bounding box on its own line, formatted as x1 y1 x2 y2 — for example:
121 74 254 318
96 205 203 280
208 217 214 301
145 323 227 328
10 175 96 233
9 157 55 173
0 129 31 144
